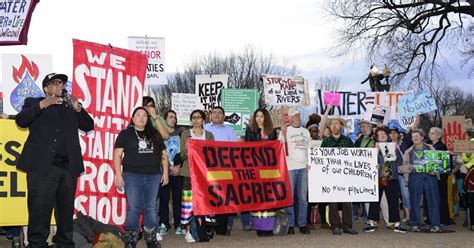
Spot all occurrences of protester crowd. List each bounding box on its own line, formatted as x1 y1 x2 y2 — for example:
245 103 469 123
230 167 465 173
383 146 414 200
1 90 474 248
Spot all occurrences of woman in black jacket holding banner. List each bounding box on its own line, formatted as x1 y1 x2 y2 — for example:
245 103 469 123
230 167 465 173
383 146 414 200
244 108 278 237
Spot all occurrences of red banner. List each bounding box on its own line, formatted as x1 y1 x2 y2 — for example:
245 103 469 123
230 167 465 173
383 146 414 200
188 140 293 215
72 39 147 225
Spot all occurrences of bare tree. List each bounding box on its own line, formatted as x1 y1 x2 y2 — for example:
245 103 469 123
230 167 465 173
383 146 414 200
149 46 297 112
325 0 474 88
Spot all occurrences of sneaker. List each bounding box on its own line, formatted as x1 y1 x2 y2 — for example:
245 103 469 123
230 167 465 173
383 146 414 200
11 236 21 248
155 232 163 241
363 225 375 233
430 227 442 233
287 227 295 235
243 225 252 231
175 226 185 235
411 226 420 232
144 229 161 248
185 232 195 243
158 223 168 236
393 225 407 233
343 228 358 235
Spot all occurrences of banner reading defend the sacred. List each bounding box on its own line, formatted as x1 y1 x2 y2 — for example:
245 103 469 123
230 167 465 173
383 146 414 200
72 39 148 225
188 140 293 215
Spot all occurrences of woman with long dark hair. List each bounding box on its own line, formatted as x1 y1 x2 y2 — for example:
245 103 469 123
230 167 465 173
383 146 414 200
114 107 169 248
244 108 278 237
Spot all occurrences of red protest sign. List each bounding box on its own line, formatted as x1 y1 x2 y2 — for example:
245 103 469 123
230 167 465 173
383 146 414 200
442 116 468 153
323 92 341 107
72 39 147 225
188 140 293 215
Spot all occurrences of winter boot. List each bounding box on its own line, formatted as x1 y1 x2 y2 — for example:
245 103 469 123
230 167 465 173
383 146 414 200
123 231 139 248
144 228 161 248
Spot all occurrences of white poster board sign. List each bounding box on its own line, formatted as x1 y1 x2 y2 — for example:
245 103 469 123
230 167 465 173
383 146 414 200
172 93 199 126
308 147 378 202
2 54 52 115
195 74 228 111
128 36 167 86
378 143 396 162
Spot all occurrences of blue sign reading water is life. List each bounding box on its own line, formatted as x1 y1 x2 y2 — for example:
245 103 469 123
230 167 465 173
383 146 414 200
398 91 437 120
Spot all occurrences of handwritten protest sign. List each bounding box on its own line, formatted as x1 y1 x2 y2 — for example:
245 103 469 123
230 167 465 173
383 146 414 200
195 74 228 110
269 107 289 128
315 90 404 120
378 143 396 162
454 140 474 154
188 140 293 215
221 89 258 136
128 36 167 86
0 0 39 45
263 75 310 107
364 105 390 125
172 93 199 126
323 92 341 107
442 116 468 152
398 91 437 120
2 54 52 115
308 148 378 202
412 150 451 174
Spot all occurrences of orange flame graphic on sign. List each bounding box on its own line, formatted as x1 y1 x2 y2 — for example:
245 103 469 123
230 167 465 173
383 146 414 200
12 55 39 83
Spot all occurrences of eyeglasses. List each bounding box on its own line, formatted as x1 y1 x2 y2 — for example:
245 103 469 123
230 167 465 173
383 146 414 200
48 80 65 86
192 116 203 120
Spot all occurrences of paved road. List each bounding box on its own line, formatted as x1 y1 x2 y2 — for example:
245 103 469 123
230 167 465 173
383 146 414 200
2 216 473 248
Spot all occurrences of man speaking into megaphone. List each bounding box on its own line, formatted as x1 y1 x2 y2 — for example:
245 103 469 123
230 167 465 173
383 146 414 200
15 72 94 248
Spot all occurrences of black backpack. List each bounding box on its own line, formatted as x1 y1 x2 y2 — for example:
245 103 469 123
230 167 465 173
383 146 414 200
190 215 216 242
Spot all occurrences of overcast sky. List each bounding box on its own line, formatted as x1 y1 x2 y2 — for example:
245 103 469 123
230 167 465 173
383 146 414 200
1 0 472 94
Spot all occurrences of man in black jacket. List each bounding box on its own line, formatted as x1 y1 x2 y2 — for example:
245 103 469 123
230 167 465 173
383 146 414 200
16 73 94 248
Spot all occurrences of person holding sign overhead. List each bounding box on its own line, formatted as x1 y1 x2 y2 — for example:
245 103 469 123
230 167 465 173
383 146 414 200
321 115 358 235
364 127 407 233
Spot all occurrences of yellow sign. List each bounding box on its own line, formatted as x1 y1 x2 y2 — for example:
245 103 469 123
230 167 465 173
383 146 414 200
0 119 29 225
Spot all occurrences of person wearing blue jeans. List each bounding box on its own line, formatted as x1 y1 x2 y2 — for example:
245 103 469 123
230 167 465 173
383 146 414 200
286 168 309 228
114 107 169 248
401 129 441 233
279 108 311 234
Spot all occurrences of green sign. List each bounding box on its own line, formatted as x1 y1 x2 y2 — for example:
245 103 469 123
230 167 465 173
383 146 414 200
413 150 451 174
221 89 258 136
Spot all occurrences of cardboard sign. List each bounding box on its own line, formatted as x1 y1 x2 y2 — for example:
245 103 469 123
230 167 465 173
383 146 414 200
195 74 228 110
378 143 396 162
72 39 147 225
1 54 52 115
269 107 289 128
323 92 341 107
454 140 474 154
263 75 310 107
188 140 293 215
308 148 378 202
172 93 199 126
128 36 167 86
442 116 468 152
398 91 437 120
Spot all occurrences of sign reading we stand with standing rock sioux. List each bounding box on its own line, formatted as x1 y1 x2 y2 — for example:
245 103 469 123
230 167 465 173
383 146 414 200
72 39 148 225
308 147 378 202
